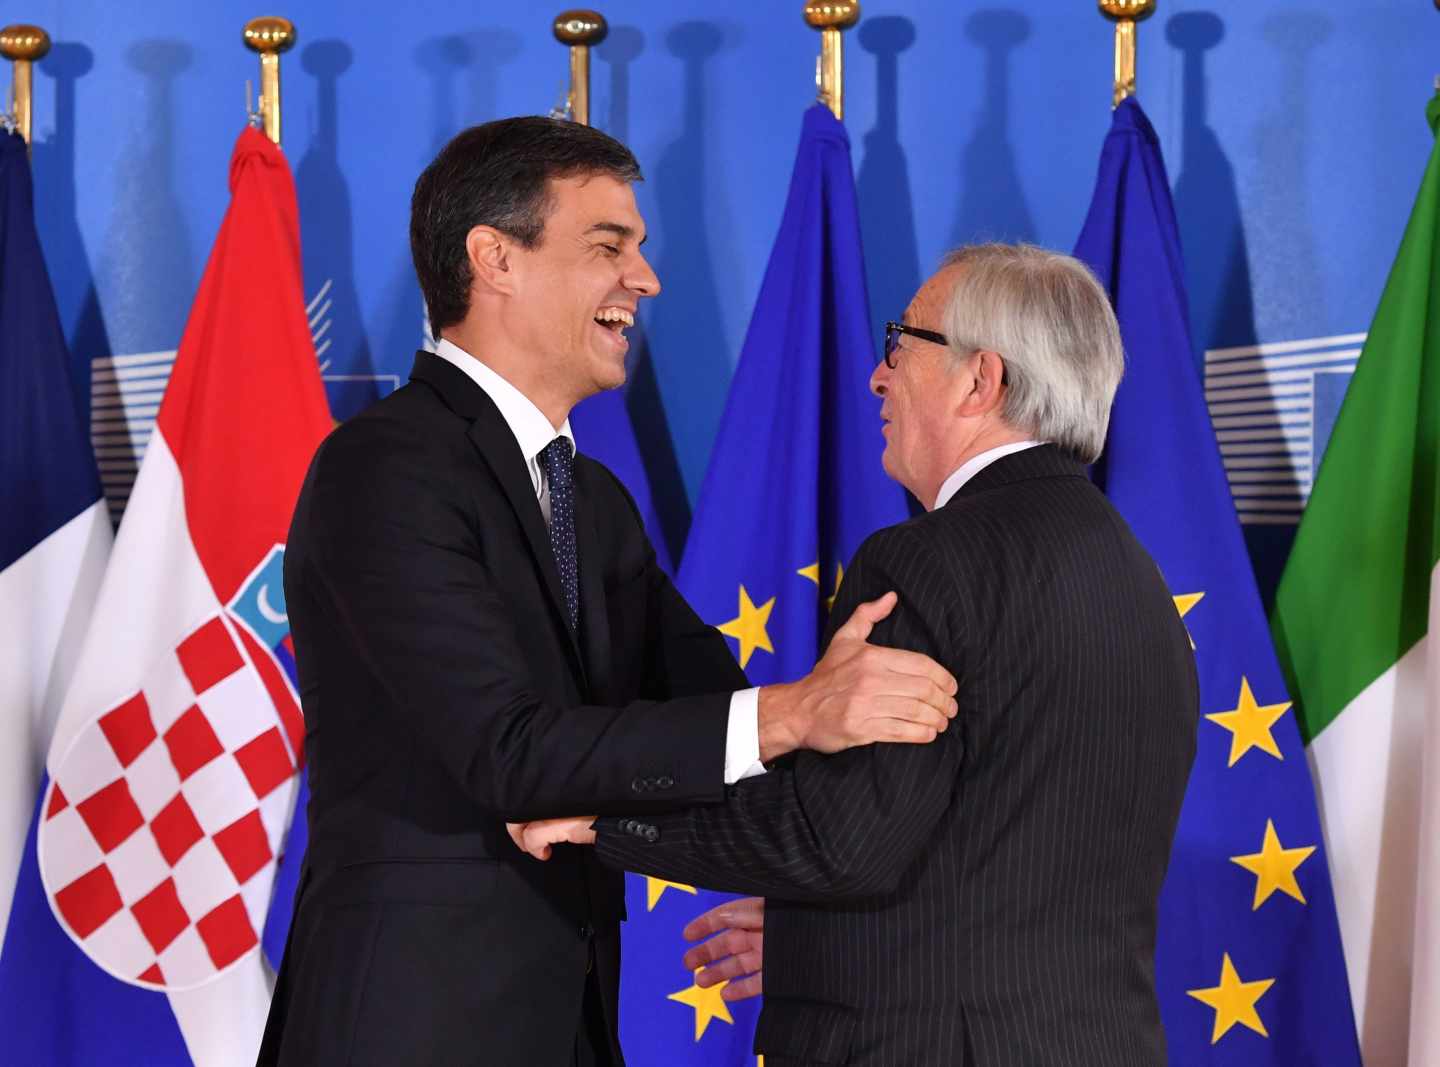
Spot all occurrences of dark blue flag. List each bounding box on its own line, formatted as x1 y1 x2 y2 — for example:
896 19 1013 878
572 372 674 574
1073 98 1360 1064
617 104 908 1066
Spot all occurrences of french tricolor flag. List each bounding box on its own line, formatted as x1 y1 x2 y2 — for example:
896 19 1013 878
0 123 114 1018
0 127 330 1065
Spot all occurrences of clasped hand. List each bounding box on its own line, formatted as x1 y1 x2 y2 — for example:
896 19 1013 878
506 815 596 860
503 821 767 1004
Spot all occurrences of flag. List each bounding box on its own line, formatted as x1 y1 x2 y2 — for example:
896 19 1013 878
1073 98 1360 1064
572 375 674 574
0 129 113 948
1271 91 1440 1067
0 126 331 1065
618 104 908 1066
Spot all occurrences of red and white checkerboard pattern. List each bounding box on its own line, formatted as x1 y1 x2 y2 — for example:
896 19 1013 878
38 614 298 991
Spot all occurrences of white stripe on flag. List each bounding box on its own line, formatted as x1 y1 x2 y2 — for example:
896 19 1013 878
1409 566 1440 1064
1308 627 1431 1067
0 501 111 946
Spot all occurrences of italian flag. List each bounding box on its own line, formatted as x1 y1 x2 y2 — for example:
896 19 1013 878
1271 93 1440 1067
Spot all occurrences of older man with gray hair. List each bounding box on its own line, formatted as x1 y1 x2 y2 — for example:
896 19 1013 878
514 243 1199 1067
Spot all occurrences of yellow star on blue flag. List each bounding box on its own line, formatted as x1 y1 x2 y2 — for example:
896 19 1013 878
667 971 734 1041
715 585 775 669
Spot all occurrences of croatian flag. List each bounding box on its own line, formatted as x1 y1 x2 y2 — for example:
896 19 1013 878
0 127 331 1064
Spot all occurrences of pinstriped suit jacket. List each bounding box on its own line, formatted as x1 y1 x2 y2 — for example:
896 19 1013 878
595 445 1198 1066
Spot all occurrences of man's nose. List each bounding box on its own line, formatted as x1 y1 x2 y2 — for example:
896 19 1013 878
626 252 661 298
869 360 889 397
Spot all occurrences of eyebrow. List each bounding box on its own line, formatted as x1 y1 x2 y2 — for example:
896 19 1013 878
586 221 647 247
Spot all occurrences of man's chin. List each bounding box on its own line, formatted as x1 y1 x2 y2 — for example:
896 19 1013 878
588 361 628 395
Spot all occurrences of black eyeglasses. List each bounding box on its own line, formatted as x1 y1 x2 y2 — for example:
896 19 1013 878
882 321 948 368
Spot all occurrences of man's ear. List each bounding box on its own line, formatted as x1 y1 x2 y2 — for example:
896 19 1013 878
957 349 1008 418
467 225 515 296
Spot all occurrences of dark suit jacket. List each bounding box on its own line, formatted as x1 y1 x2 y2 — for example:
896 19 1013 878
596 445 1198 1067
259 351 747 1066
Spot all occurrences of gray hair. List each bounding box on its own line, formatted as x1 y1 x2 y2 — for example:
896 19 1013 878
939 243 1124 464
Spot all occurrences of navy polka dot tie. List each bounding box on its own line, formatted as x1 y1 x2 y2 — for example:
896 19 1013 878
538 437 579 630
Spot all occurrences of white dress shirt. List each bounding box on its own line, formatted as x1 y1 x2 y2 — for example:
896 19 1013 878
932 440 1044 510
434 339 764 783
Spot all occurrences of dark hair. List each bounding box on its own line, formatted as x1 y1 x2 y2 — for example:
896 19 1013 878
410 117 643 337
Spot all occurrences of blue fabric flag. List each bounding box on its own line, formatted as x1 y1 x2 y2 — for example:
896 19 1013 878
617 105 908 1066
572 374 674 575
1073 99 1360 1064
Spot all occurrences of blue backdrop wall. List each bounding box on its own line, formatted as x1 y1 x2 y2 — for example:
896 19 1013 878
24 0 1438 589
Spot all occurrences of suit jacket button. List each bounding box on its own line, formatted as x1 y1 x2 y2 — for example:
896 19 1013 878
643 826 660 843
579 922 594 941
657 776 674 789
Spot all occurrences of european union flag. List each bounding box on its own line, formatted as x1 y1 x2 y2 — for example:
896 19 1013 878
1073 98 1360 1064
617 104 907 1066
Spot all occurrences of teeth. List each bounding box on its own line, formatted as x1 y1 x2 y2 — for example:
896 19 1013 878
595 307 635 326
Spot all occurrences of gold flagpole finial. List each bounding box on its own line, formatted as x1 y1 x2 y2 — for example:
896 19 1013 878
243 16 296 146
0 25 51 147
803 1 860 120
1099 0 1155 108
553 10 608 127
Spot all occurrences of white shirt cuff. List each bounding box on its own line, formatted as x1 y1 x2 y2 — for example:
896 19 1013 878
723 688 767 784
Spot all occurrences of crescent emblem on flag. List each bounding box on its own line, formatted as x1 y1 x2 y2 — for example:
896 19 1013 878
257 583 287 625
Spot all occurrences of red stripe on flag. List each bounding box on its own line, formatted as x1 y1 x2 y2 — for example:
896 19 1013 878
155 127 332 605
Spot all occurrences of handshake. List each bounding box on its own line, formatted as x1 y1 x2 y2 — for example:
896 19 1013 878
507 804 765 1004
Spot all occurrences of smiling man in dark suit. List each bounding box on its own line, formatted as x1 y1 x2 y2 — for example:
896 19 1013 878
256 118 959 1067
516 243 1200 1066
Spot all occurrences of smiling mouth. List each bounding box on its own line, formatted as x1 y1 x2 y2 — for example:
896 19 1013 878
594 307 635 334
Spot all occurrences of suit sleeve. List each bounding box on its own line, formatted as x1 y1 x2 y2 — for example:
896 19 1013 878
593 525 966 901
294 417 737 822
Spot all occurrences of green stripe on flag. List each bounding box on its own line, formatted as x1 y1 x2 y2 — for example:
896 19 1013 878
1272 93 1440 741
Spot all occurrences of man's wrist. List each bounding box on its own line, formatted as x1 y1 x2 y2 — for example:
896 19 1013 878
757 681 807 763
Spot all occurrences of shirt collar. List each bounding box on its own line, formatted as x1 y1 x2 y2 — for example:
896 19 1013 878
933 440 1043 510
433 338 574 463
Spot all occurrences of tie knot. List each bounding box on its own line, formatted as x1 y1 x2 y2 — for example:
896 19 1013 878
538 436 574 486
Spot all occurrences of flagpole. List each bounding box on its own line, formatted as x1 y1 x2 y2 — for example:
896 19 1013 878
1099 0 1155 108
804 1 859 120
243 16 296 147
0 24 50 149
553 10 607 127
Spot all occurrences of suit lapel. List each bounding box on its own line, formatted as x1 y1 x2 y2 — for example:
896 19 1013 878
408 351 586 681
